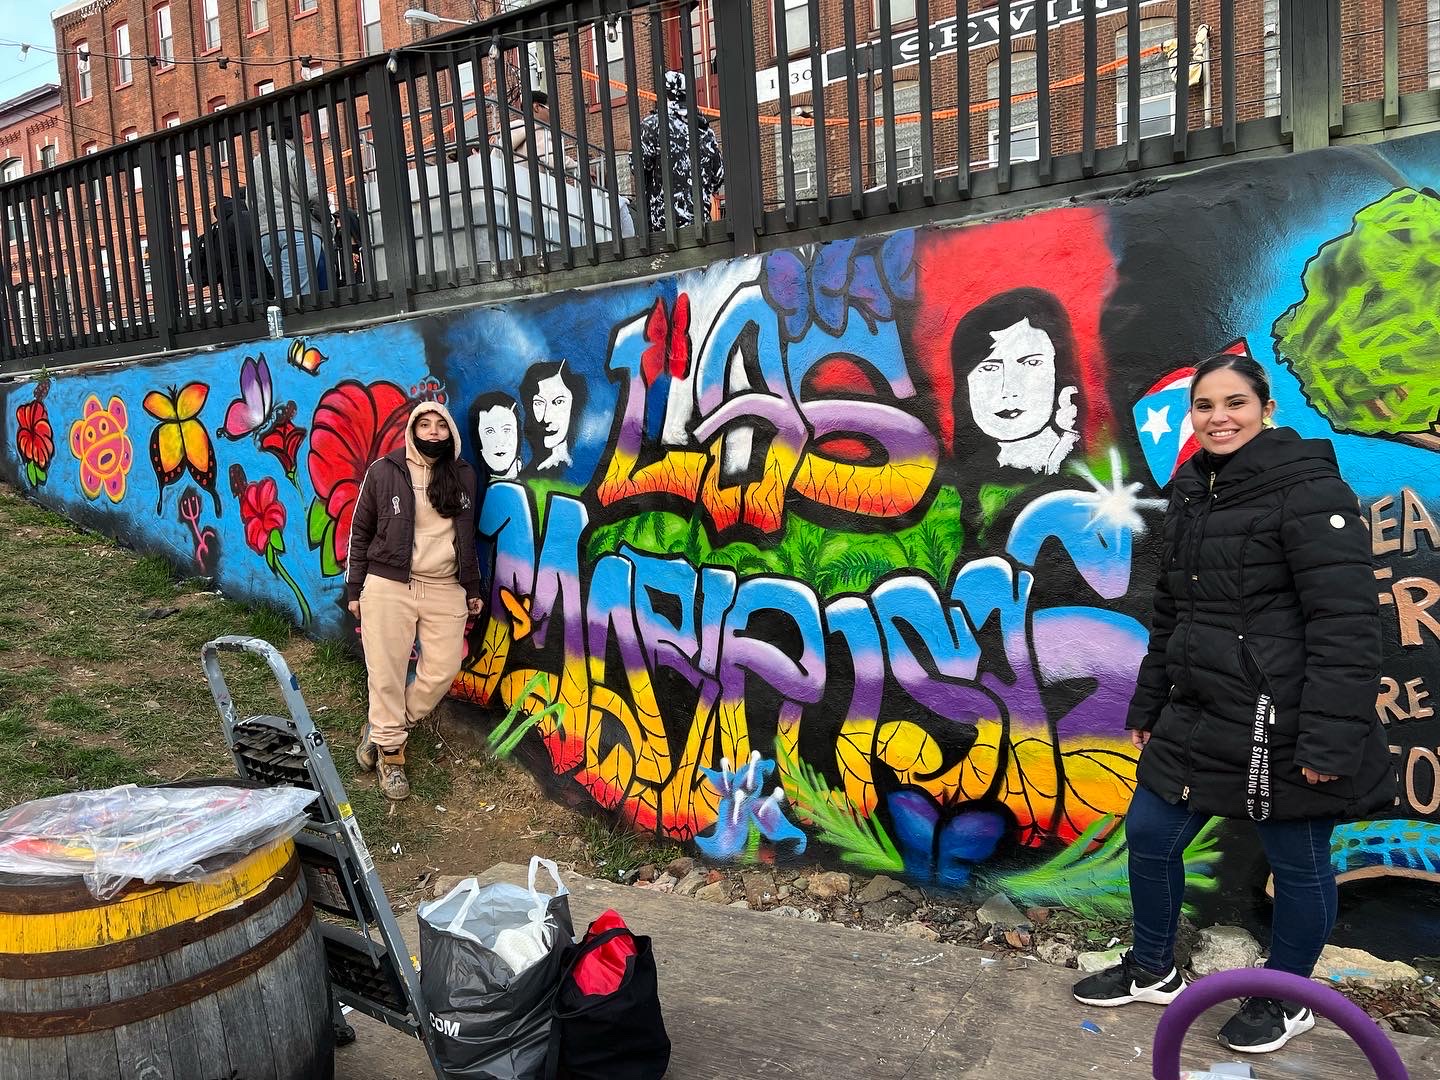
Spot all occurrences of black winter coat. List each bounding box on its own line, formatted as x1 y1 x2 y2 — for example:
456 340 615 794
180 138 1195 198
1127 427 1396 822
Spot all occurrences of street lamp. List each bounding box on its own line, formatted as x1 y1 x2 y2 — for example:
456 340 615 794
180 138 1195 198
401 9 473 28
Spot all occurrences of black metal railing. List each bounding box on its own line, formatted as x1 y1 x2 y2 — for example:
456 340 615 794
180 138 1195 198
2 0 1435 370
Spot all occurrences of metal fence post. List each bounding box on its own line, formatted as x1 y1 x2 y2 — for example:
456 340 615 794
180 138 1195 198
364 61 417 313
1286 0 1341 152
712 0 761 256
136 141 178 351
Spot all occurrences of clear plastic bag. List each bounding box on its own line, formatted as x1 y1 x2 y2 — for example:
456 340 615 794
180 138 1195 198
0 783 318 899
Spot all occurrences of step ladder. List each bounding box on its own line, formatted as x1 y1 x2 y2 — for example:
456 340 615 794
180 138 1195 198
201 634 446 1079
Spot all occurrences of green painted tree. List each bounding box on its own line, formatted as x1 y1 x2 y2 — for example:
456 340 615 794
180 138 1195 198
1272 187 1440 449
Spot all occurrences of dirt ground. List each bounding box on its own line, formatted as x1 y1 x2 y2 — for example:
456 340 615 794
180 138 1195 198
0 482 668 912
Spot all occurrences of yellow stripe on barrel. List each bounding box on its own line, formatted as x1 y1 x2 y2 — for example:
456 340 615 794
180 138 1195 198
0 837 295 955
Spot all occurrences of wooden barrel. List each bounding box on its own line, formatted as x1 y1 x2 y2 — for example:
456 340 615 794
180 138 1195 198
0 835 334 1080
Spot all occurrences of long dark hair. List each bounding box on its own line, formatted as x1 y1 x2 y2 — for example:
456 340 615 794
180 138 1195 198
412 413 466 518
518 360 588 463
1190 351 1272 403
950 287 1083 461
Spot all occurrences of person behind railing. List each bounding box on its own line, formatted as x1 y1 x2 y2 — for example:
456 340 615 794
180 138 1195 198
332 207 364 286
249 117 329 298
640 70 723 234
188 187 274 306
501 90 557 172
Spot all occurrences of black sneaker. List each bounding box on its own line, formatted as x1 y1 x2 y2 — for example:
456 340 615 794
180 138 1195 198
1072 951 1185 1007
1218 996 1315 1054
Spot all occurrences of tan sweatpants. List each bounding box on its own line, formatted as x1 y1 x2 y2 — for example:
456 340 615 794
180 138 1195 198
359 575 469 751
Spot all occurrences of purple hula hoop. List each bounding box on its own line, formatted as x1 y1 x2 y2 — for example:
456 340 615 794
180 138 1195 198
1151 967 1409 1080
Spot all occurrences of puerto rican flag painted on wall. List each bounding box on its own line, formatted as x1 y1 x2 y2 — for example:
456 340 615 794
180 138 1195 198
1133 338 1252 486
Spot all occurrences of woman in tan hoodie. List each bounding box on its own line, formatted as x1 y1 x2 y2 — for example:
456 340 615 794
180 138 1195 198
346 401 486 800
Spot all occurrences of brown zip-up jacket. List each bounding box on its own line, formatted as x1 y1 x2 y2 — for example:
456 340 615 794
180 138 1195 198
345 402 485 603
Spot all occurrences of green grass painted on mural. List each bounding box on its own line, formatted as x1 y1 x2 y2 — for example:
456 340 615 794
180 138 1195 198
992 813 1223 918
777 740 905 874
1273 187 1440 440
587 485 967 597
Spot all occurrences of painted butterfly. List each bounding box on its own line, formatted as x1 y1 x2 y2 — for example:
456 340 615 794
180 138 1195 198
287 338 328 375
143 382 220 514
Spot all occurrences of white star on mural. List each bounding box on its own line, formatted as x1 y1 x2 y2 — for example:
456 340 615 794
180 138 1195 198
1141 405 1172 443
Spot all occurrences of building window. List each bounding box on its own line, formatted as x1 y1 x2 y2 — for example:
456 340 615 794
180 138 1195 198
75 41 92 100
39 144 58 171
873 81 923 182
84 142 98 155
209 97 229 165
592 20 626 102
1116 18 1176 142
773 107 817 200
165 114 186 177
1 158 21 182
114 23 132 86
202 0 221 50
256 79 275 95
1431 0 1440 89
872 0 916 27
84 142 100 200
124 128 141 190
301 61 323 80
298 0 317 11
250 0 268 32
985 53 1039 164
155 4 174 67
361 0 383 53
778 0 807 53
1264 0 1281 113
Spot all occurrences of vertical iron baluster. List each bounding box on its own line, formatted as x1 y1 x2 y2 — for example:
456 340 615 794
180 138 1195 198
1125 0 1141 167
565 9 600 264
916 0 934 202
807 0 830 220
956 0 970 196
41 178 77 351
469 42 504 278
1383 0 1399 126
646 8 677 250
773 0 797 224
404 63 437 290
1173 0 1191 161
343 77 382 296
997 0 1012 192
492 33 526 273
593 12 626 261
1036 0 1051 181
541 25 574 268
514 17 549 268
175 126 201 329
620 10 650 249
443 48 482 283
878 0 898 209
1082 0 1097 174
304 83 341 310
60 168 96 342
194 118 222 326
423 53 460 287
109 158 140 337
841 0 862 214
1220 0 1236 152
676 0 710 240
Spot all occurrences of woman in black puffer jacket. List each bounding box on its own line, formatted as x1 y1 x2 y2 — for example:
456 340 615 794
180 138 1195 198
1073 352 1396 1056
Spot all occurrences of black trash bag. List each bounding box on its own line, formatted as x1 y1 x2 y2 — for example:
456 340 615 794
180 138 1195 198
545 914 670 1080
418 857 574 1080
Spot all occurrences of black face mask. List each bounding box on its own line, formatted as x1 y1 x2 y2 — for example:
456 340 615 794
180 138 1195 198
415 436 453 461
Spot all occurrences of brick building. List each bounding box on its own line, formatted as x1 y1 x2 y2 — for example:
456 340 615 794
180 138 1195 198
0 84 66 183
49 0 493 155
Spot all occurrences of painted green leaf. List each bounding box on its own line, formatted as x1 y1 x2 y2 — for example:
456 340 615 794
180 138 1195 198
1273 187 1440 437
776 740 904 874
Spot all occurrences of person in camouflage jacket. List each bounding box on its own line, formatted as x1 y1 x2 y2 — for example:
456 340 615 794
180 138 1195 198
640 70 724 232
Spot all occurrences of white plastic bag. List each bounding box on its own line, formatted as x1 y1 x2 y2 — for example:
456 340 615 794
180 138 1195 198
0 783 317 899
418 857 567 977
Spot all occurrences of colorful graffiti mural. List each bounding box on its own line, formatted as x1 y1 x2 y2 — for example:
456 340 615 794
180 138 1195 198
5 134 1440 947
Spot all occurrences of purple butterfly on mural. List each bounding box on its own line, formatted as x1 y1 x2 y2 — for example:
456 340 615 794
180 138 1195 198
888 791 1006 889
216 354 308 486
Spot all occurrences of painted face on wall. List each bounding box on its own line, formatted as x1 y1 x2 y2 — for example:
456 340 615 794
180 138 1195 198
966 318 1058 443
477 404 520 477
532 373 573 451
1189 367 1276 456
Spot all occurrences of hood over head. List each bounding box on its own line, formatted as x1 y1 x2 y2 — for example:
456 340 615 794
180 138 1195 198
405 399 462 465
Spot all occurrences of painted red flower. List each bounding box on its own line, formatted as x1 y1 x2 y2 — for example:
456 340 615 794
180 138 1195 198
239 476 286 555
258 405 307 486
16 399 55 485
306 379 409 576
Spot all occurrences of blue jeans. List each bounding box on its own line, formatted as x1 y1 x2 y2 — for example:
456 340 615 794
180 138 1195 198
261 231 327 298
1127 783 1336 978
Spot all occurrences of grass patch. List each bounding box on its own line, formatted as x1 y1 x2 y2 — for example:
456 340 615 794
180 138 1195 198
126 555 178 600
36 623 121 663
44 693 109 733
0 708 154 802
245 605 295 646
578 816 684 881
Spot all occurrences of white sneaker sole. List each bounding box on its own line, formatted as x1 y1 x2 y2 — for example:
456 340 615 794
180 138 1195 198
1074 979 1185 1008
1221 1010 1315 1054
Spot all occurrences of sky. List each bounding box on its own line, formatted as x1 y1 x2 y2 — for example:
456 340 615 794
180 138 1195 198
0 5 63 105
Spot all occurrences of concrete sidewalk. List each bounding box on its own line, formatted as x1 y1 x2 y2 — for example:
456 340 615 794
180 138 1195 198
335 864 1439 1080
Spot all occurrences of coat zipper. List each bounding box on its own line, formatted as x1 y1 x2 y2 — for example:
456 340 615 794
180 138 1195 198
1175 468 1216 804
